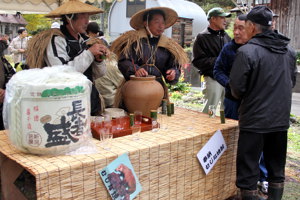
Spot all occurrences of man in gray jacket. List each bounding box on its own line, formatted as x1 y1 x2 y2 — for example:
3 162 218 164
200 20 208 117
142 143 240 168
229 6 297 200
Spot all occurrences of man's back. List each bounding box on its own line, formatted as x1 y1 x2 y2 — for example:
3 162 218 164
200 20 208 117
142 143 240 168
230 30 297 132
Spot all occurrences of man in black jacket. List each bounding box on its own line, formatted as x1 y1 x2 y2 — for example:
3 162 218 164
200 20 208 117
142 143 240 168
192 7 231 113
229 6 297 200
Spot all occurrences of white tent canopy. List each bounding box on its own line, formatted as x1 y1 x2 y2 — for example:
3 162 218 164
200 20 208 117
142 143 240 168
0 0 117 14
0 0 59 14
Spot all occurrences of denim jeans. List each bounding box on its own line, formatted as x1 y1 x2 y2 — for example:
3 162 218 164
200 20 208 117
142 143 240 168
259 153 268 182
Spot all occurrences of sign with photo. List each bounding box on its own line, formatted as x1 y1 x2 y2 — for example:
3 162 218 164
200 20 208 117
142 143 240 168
99 153 142 200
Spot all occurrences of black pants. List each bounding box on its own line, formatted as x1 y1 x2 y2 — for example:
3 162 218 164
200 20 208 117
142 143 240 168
236 130 287 190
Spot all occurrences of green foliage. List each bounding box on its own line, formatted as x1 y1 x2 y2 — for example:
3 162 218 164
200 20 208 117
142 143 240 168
167 76 191 94
288 127 300 151
191 0 235 13
23 14 51 35
200 3 222 13
225 17 235 38
170 91 184 100
192 91 205 99
30 27 50 36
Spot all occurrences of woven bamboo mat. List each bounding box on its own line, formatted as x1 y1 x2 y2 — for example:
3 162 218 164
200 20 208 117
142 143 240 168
0 107 239 199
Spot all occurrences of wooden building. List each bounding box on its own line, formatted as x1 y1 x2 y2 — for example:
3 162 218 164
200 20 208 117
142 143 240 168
237 0 300 50
269 0 299 50
0 14 27 39
172 17 193 47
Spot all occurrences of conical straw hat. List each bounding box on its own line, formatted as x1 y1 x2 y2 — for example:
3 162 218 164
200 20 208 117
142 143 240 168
130 7 178 30
46 0 104 18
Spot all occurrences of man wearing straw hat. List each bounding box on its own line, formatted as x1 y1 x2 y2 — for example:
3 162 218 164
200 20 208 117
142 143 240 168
27 0 109 116
110 7 188 100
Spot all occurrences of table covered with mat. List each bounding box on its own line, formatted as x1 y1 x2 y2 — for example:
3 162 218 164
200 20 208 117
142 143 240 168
0 107 239 200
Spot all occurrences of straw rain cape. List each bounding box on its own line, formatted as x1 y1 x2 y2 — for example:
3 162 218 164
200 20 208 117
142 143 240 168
110 28 189 68
26 29 65 69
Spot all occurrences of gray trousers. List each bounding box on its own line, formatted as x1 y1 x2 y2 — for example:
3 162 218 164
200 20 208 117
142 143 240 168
202 76 225 113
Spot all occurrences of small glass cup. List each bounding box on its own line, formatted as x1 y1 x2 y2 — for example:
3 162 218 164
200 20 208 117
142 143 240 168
131 124 141 140
134 111 142 125
94 116 104 128
115 113 125 131
159 111 168 130
101 128 113 150
208 105 216 118
103 114 112 128
152 119 159 132
91 116 104 140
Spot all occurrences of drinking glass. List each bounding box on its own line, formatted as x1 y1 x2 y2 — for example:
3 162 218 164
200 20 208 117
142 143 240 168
101 128 113 150
103 114 112 129
152 119 159 132
134 111 142 125
159 111 168 130
115 113 124 130
131 124 141 140
208 105 216 118
94 116 104 128
92 116 104 140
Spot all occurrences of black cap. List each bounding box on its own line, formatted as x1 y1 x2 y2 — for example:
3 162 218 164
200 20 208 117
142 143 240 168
237 14 247 21
86 22 100 34
246 6 273 26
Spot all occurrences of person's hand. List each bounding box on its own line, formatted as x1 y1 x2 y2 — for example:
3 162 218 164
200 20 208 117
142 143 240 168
135 68 148 77
0 89 5 103
88 43 109 62
166 69 176 81
116 164 136 194
18 49 26 53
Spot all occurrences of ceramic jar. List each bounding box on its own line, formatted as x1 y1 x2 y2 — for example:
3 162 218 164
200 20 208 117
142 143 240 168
122 75 164 117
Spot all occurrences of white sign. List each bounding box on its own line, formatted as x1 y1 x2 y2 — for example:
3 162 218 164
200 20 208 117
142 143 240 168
197 130 227 174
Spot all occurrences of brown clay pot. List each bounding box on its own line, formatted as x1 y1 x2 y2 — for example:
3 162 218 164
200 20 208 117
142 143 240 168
122 75 164 117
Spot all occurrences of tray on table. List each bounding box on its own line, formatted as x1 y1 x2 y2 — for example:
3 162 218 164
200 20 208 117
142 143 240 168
91 115 153 139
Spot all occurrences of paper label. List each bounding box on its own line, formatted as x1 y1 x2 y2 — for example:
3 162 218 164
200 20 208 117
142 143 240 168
197 130 227 174
20 86 89 149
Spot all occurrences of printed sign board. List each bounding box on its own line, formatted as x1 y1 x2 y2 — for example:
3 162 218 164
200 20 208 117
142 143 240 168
197 130 227 174
99 153 142 200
